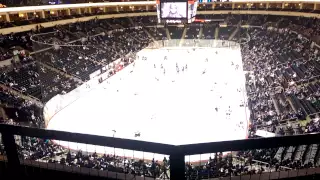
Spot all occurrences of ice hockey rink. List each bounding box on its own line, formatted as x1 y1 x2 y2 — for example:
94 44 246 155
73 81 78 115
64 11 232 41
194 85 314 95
47 46 250 161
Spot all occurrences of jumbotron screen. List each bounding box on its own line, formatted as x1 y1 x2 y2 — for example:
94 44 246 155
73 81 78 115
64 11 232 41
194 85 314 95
157 0 198 24
161 2 187 19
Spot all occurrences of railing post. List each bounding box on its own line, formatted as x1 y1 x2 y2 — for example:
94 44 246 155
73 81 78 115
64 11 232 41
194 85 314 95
2 132 21 175
170 151 185 180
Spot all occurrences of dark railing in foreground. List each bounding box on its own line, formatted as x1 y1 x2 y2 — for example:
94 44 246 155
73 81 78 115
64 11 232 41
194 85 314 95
0 124 320 179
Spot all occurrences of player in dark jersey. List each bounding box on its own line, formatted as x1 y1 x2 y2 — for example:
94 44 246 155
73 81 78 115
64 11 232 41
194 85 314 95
202 69 206 75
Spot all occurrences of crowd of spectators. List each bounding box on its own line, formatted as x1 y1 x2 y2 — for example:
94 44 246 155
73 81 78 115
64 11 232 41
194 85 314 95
241 25 320 135
0 17 155 175
280 17 320 39
183 15 320 179
0 87 43 127
0 17 151 124
0 14 320 179
16 136 170 179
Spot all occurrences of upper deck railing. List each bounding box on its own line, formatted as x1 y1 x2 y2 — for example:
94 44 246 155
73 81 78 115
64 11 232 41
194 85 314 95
1 124 320 179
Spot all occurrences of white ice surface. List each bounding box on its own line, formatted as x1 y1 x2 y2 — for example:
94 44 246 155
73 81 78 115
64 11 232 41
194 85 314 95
47 48 249 161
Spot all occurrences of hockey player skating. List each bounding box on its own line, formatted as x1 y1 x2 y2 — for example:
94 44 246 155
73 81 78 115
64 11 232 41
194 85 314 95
185 64 187 70
176 67 179 74
161 64 163 69
182 67 184 72
154 64 156 68
163 69 166 75
202 69 206 75
205 58 208 62
164 56 167 60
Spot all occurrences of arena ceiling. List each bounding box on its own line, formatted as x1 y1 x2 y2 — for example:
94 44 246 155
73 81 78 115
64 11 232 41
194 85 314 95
0 0 319 14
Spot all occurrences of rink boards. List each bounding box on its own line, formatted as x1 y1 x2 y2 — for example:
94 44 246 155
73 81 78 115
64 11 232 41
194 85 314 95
46 43 250 162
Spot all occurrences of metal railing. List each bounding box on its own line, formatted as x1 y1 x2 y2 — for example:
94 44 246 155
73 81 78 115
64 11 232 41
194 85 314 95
0 124 320 179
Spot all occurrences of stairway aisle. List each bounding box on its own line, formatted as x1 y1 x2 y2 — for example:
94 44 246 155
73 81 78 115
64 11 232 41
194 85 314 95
198 26 203 39
127 17 135 26
143 27 157 42
214 26 219 39
228 22 242 41
165 27 171 40
179 26 187 47
0 83 42 104
39 62 83 83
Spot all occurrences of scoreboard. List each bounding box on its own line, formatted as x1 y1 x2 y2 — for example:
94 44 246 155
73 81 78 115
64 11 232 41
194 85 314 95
157 0 198 24
188 0 198 23
198 0 212 2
